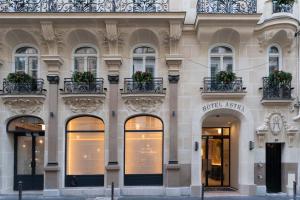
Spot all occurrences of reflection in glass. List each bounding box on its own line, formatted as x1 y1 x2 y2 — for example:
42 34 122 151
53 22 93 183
17 136 32 175
35 136 44 175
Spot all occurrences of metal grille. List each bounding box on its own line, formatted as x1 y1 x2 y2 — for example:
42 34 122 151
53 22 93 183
63 78 104 94
2 78 44 94
202 77 245 93
272 1 293 13
262 77 292 100
123 77 164 94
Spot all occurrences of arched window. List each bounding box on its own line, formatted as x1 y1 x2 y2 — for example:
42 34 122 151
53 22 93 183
133 46 155 76
15 46 38 78
66 116 105 187
210 45 233 77
124 115 163 186
268 45 281 74
74 47 97 77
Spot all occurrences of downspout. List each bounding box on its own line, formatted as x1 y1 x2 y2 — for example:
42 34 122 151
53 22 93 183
293 29 300 121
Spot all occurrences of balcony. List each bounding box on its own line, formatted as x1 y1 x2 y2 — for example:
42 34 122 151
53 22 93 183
201 77 246 99
1 78 46 114
61 78 106 113
0 0 169 12
121 77 166 113
197 0 257 14
272 1 293 13
261 77 293 105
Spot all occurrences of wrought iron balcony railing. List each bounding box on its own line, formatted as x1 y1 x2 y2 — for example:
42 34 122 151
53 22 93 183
123 78 165 94
272 1 293 13
2 78 45 95
202 77 245 93
197 0 257 14
261 77 292 101
63 78 104 94
0 0 168 12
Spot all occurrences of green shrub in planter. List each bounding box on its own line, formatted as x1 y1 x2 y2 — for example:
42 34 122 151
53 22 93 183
216 71 236 84
132 71 153 83
268 70 292 87
72 71 95 83
7 72 34 83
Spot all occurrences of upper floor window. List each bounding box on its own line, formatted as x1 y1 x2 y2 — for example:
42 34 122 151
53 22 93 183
268 45 281 74
74 46 97 77
15 46 38 78
133 46 155 76
210 46 233 77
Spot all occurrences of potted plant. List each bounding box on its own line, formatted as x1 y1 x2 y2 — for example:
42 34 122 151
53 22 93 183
268 70 292 98
215 71 236 91
132 71 153 91
6 72 36 92
72 71 96 92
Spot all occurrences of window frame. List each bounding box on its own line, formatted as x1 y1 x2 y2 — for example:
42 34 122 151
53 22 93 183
13 45 39 78
208 44 235 77
132 44 157 77
72 45 99 77
268 44 282 75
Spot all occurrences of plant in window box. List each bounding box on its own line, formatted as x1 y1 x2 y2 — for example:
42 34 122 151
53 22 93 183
72 71 96 92
215 71 236 91
6 72 36 93
132 71 154 91
268 70 292 98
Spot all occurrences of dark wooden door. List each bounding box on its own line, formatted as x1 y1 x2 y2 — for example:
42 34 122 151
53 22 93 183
266 143 282 193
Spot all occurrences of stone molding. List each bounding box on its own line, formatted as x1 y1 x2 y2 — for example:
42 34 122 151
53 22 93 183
108 75 119 84
122 94 165 113
61 94 105 113
168 75 180 83
103 55 122 75
1 95 45 114
165 55 183 75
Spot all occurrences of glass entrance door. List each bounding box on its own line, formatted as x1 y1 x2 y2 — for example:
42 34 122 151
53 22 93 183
14 133 44 190
201 128 230 187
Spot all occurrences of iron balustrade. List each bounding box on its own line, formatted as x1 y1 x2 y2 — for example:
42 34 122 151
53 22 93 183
262 77 292 100
123 77 164 94
197 0 257 14
0 0 168 12
2 78 45 95
202 77 245 93
272 0 293 13
63 78 104 94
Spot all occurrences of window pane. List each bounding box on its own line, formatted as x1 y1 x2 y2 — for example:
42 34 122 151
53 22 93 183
8 117 44 132
223 56 233 72
67 117 104 131
202 128 223 136
15 57 26 72
35 136 44 175
211 46 232 54
75 47 97 54
87 56 97 77
126 116 162 130
125 132 162 174
28 57 38 78
17 136 32 175
207 139 222 186
211 57 220 77
133 57 144 73
74 57 84 72
67 132 104 175
269 46 279 54
16 47 38 54
223 139 230 186
269 56 279 73
145 56 155 75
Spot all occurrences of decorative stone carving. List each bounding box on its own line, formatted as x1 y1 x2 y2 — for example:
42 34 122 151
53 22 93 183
287 126 298 147
122 94 165 113
62 94 105 113
169 21 183 54
2 95 45 114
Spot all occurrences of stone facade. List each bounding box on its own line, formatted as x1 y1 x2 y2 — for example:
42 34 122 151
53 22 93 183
0 0 299 197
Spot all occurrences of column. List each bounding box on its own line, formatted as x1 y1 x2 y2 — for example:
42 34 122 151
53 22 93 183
166 56 182 190
42 56 63 196
104 56 122 192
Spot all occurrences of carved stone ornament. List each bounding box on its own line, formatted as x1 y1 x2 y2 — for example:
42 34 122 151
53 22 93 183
2 95 45 114
62 94 105 113
122 94 165 113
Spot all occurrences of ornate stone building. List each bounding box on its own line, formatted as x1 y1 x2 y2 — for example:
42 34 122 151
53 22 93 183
0 0 299 197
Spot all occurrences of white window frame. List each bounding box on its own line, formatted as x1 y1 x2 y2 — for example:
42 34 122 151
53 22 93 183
13 44 39 78
72 44 99 77
208 44 235 77
132 44 157 76
268 44 282 75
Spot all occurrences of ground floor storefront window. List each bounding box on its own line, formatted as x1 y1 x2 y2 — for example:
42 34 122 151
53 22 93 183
66 116 105 187
124 115 163 186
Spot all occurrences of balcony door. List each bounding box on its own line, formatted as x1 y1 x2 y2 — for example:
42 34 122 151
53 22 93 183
14 133 44 190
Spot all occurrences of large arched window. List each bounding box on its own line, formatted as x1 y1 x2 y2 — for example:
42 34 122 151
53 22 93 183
15 46 38 78
74 46 97 77
210 45 233 77
133 46 155 76
124 115 163 186
268 45 281 74
66 116 105 187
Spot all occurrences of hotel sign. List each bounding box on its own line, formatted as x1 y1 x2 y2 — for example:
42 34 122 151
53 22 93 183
202 101 245 113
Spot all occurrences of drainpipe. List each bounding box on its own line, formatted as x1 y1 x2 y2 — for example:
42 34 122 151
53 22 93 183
293 29 300 121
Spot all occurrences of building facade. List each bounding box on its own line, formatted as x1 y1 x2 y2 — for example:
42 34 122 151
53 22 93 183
0 0 299 197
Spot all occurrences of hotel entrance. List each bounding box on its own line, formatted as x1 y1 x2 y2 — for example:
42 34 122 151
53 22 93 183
201 128 230 187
